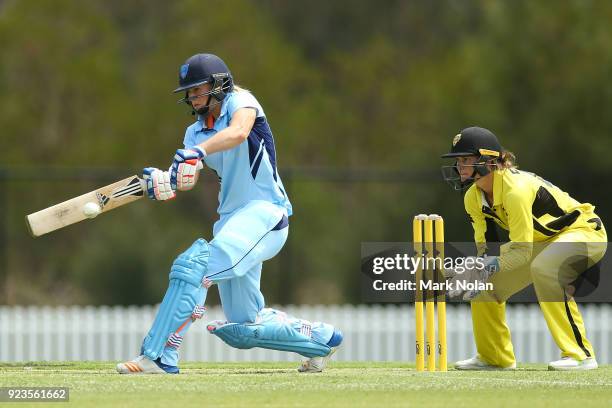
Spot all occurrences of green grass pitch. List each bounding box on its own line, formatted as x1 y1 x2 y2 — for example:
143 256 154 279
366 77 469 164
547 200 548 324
1 361 611 407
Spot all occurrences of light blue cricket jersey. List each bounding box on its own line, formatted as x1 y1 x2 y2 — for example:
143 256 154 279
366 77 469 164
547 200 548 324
183 90 292 218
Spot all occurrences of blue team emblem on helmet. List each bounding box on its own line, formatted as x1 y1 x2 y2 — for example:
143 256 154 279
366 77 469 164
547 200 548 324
180 64 189 80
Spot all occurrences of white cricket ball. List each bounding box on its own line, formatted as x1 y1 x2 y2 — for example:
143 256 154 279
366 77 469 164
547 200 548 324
82 202 102 218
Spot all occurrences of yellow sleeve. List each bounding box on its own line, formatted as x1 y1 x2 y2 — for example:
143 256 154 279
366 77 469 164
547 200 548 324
464 189 488 256
498 191 534 272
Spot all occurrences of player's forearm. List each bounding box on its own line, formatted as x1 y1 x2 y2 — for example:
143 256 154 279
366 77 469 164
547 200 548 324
198 124 250 155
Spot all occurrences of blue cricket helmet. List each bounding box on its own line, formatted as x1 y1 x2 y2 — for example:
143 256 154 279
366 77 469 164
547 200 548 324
174 53 234 116
173 53 233 97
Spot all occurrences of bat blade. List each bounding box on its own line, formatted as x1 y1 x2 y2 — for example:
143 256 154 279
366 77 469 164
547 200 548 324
26 175 146 237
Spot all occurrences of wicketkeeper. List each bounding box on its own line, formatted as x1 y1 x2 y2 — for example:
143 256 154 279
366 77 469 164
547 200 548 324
117 53 342 374
441 127 606 371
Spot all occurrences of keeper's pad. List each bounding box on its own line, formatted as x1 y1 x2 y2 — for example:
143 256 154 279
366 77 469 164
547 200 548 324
207 308 332 358
141 239 210 360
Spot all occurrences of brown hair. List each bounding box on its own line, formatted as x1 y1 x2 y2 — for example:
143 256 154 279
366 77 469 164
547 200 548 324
500 150 517 169
232 84 249 93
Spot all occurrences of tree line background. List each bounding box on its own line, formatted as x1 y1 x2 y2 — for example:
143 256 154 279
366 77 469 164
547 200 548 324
1 0 611 305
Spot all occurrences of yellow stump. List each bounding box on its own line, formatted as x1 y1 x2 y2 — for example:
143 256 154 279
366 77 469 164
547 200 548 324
433 215 447 372
413 213 447 372
413 215 426 372
424 217 436 371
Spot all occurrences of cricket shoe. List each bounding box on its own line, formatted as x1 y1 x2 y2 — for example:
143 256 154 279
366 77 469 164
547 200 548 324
454 355 516 371
298 329 343 373
548 357 598 371
116 355 179 374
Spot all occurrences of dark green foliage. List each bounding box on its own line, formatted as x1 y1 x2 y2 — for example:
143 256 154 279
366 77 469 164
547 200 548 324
1 0 611 304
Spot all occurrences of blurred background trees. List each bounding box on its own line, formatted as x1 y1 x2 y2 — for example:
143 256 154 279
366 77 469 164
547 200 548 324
1 0 611 305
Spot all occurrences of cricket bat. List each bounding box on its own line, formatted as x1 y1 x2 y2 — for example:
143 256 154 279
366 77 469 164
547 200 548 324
26 175 146 237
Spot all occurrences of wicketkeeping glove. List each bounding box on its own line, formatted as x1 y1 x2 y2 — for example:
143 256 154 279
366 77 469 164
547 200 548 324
143 167 176 201
170 147 206 191
445 256 499 300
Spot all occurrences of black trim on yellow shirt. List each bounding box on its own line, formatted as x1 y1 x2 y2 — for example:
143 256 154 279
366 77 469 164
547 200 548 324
482 206 502 222
547 210 580 230
533 219 556 236
532 186 565 218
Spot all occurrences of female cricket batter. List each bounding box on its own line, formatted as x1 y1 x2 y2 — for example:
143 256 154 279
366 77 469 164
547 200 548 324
441 126 606 371
116 53 342 374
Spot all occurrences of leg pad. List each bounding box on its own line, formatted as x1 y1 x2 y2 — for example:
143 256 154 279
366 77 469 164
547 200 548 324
207 309 332 358
141 239 210 360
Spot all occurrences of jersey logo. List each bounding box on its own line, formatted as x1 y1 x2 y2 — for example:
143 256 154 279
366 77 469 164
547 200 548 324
453 134 461 146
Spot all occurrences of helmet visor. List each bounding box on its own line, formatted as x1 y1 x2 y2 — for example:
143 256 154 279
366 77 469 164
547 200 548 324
173 79 211 94
176 81 234 104
441 151 476 158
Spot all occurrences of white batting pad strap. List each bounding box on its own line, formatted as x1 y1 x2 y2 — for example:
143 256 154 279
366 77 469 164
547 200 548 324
166 333 183 349
300 323 312 338
191 305 206 320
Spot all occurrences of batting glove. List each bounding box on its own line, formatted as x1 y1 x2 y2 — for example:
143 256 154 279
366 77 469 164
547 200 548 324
170 147 206 191
143 167 176 201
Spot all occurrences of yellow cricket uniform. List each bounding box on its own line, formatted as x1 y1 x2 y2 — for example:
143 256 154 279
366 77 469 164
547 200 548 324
464 168 607 365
